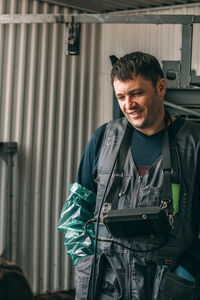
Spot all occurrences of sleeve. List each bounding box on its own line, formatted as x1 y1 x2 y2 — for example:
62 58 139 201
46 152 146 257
57 183 96 266
57 123 107 265
76 123 107 194
177 148 200 278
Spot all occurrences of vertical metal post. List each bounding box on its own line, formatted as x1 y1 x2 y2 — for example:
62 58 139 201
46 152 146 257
113 91 121 119
7 155 12 261
0 143 17 261
110 55 124 119
180 24 193 88
10 152 18 262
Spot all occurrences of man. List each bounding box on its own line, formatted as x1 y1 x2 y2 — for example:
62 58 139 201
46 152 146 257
59 52 200 299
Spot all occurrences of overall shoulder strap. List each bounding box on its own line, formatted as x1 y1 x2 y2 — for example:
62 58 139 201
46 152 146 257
105 122 133 209
97 117 128 175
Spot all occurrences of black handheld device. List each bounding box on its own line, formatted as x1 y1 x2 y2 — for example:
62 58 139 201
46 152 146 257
103 206 171 238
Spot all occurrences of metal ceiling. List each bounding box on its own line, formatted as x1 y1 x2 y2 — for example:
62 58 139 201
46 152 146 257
39 0 200 13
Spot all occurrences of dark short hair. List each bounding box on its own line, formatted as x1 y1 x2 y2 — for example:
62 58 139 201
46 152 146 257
111 51 164 88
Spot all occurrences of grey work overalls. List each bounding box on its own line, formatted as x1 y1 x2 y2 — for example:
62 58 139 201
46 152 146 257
75 117 200 300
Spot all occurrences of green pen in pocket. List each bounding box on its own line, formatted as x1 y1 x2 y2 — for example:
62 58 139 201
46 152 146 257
172 183 180 213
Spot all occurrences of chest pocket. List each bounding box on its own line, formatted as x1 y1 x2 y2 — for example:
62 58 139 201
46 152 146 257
138 185 161 207
95 173 132 210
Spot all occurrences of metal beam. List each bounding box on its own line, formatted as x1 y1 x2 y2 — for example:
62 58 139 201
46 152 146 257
180 24 193 88
165 88 200 105
164 100 200 118
74 14 197 24
0 14 199 24
0 14 70 24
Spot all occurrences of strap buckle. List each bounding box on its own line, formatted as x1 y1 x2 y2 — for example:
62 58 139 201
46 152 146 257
114 169 124 177
162 168 174 175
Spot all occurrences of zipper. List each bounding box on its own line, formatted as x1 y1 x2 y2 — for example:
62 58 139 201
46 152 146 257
133 174 143 207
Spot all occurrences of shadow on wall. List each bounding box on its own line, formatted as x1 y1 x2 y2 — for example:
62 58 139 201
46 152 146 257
0 258 75 300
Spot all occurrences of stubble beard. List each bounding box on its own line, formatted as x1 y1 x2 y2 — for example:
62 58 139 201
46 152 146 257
130 107 163 131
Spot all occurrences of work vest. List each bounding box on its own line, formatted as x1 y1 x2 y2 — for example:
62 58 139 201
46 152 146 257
95 117 199 259
75 117 200 300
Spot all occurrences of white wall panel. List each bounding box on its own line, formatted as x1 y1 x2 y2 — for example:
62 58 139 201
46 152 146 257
97 3 200 126
1 0 200 295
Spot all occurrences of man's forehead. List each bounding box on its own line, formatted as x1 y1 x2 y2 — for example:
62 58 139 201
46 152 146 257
113 75 152 89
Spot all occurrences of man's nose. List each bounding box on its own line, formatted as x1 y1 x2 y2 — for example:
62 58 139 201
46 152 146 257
125 96 134 110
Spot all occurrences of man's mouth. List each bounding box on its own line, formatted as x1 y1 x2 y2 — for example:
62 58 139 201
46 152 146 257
128 110 142 116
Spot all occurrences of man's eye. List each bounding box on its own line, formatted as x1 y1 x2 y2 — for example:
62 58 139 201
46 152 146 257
131 92 143 97
117 96 125 101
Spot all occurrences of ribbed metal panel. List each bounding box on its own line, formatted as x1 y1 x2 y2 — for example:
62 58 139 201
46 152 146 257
1 0 200 295
42 0 200 13
0 0 100 293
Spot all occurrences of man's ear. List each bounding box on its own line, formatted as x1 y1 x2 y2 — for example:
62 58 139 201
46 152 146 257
157 78 166 96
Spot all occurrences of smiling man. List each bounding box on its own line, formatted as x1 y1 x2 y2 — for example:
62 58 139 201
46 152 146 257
59 52 200 300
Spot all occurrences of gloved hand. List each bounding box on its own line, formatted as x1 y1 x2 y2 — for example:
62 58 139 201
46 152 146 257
174 265 195 282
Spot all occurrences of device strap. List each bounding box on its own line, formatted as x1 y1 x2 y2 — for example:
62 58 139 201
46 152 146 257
161 112 175 220
161 127 173 203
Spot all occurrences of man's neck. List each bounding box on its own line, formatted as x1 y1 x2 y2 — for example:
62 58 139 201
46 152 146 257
135 120 165 136
134 113 176 136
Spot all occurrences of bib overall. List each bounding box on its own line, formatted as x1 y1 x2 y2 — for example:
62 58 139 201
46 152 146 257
75 117 200 300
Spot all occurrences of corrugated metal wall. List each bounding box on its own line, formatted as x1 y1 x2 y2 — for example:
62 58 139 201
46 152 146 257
1 0 200 294
0 0 100 293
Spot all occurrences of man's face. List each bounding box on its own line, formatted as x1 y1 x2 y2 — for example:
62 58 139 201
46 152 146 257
113 74 166 135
